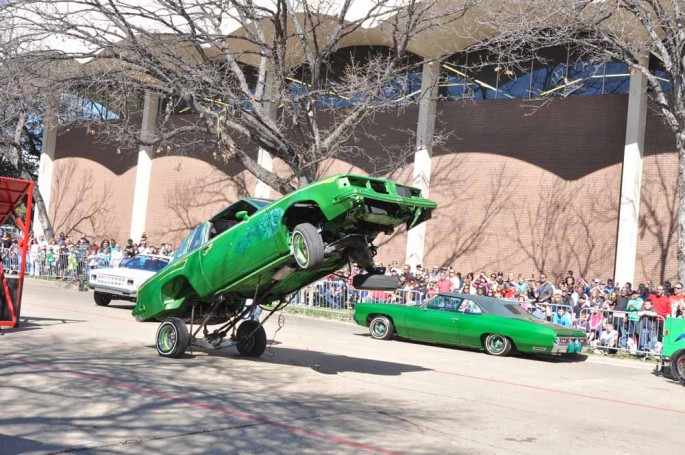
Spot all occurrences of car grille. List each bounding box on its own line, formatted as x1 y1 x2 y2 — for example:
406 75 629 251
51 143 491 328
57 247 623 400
94 275 128 287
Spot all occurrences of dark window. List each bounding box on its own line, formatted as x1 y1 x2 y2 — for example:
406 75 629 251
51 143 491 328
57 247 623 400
123 256 170 272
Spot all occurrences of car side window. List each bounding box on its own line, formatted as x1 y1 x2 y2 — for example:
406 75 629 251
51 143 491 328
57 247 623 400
172 231 194 261
425 296 462 312
458 299 483 315
188 223 208 252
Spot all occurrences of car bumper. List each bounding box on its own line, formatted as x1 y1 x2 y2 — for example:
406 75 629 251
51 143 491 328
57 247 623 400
551 338 585 354
89 283 137 297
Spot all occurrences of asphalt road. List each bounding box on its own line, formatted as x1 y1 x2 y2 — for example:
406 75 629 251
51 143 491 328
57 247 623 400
1 279 683 455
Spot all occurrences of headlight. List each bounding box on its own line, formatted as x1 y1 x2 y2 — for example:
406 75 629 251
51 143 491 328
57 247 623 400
127 279 134 285
91 274 97 281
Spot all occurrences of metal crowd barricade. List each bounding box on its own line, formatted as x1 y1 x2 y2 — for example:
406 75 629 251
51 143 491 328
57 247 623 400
13 247 111 286
1 247 20 274
288 278 426 316
292 279 353 311
526 303 575 323
576 307 666 357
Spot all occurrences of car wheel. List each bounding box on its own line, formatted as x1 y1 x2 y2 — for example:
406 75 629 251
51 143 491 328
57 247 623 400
291 223 324 270
94 291 112 306
156 317 190 358
670 350 685 385
369 316 394 340
484 333 512 356
236 320 267 357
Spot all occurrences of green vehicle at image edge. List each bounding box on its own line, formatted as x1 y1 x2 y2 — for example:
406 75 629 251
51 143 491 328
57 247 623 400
132 174 436 358
658 317 685 385
354 293 587 357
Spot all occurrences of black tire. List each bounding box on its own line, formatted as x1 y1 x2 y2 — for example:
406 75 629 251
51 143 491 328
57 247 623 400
484 333 512 356
236 320 267 357
94 291 112 306
670 350 685 385
291 223 324 270
156 317 190 358
369 316 394 340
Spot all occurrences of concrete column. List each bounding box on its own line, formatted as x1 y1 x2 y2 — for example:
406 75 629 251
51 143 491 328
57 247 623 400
405 61 440 269
254 71 277 199
254 148 273 199
34 111 57 237
129 91 159 242
614 68 648 285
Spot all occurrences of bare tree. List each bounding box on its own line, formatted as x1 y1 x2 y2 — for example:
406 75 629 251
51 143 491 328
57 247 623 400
473 0 685 280
3 0 477 197
0 42 58 238
50 161 114 239
163 171 251 241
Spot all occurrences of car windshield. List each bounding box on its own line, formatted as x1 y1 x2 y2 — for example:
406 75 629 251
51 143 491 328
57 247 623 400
247 198 273 208
120 256 170 272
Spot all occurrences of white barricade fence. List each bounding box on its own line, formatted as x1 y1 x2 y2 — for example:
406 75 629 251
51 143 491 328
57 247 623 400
2 246 106 283
575 307 666 356
526 302 575 324
289 279 426 312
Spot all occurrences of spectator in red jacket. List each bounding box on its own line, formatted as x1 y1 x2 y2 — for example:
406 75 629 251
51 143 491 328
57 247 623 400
645 285 671 319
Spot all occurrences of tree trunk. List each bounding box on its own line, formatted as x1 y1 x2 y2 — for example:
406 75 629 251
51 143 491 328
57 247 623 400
25 176 55 241
677 130 685 283
3 113 56 240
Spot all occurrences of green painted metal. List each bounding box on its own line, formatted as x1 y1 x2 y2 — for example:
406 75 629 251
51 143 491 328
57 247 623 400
662 318 685 358
353 293 587 355
132 174 437 322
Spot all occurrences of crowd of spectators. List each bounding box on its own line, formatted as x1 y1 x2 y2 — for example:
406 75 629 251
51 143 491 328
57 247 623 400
0 228 174 280
312 261 685 355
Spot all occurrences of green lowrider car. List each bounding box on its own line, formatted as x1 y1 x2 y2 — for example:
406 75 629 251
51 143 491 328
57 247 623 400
132 174 436 358
354 293 586 356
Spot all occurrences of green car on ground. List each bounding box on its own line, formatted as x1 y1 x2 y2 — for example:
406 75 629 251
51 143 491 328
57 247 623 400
354 293 587 357
658 318 685 385
132 174 436 358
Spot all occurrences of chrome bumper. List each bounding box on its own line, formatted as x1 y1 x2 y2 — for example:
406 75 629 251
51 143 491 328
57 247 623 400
552 337 584 354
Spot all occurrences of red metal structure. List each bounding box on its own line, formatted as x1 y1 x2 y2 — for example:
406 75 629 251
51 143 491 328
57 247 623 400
0 177 34 328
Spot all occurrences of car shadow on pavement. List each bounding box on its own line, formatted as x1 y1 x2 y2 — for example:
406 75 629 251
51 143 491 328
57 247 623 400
0 316 86 335
201 345 431 376
376 336 589 363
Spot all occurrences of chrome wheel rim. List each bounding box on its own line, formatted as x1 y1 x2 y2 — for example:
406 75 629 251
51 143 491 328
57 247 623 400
158 325 176 353
487 335 506 354
293 233 309 267
678 355 685 379
371 320 387 338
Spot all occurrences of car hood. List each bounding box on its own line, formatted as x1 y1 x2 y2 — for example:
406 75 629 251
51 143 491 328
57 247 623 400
90 268 156 281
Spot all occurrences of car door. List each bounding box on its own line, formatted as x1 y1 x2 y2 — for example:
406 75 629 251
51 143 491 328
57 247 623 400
404 295 462 344
199 201 277 289
454 298 485 348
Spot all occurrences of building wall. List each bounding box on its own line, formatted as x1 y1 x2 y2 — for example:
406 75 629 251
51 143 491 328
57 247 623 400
52 125 137 244
638 112 680 284
50 95 680 283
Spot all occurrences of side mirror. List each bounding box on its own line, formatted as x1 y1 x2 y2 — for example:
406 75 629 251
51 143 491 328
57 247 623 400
236 210 249 221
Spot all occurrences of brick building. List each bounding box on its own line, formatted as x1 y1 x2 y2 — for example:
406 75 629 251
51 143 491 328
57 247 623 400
33 15 679 285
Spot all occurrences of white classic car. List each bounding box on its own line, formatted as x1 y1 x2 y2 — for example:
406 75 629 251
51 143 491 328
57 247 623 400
89 254 171 306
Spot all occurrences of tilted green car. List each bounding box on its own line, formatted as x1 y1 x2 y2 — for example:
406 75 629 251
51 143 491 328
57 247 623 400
132 174 436 358
354 293 586 356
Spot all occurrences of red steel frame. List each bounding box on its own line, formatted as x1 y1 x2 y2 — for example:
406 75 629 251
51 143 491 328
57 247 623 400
0 177 34 328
